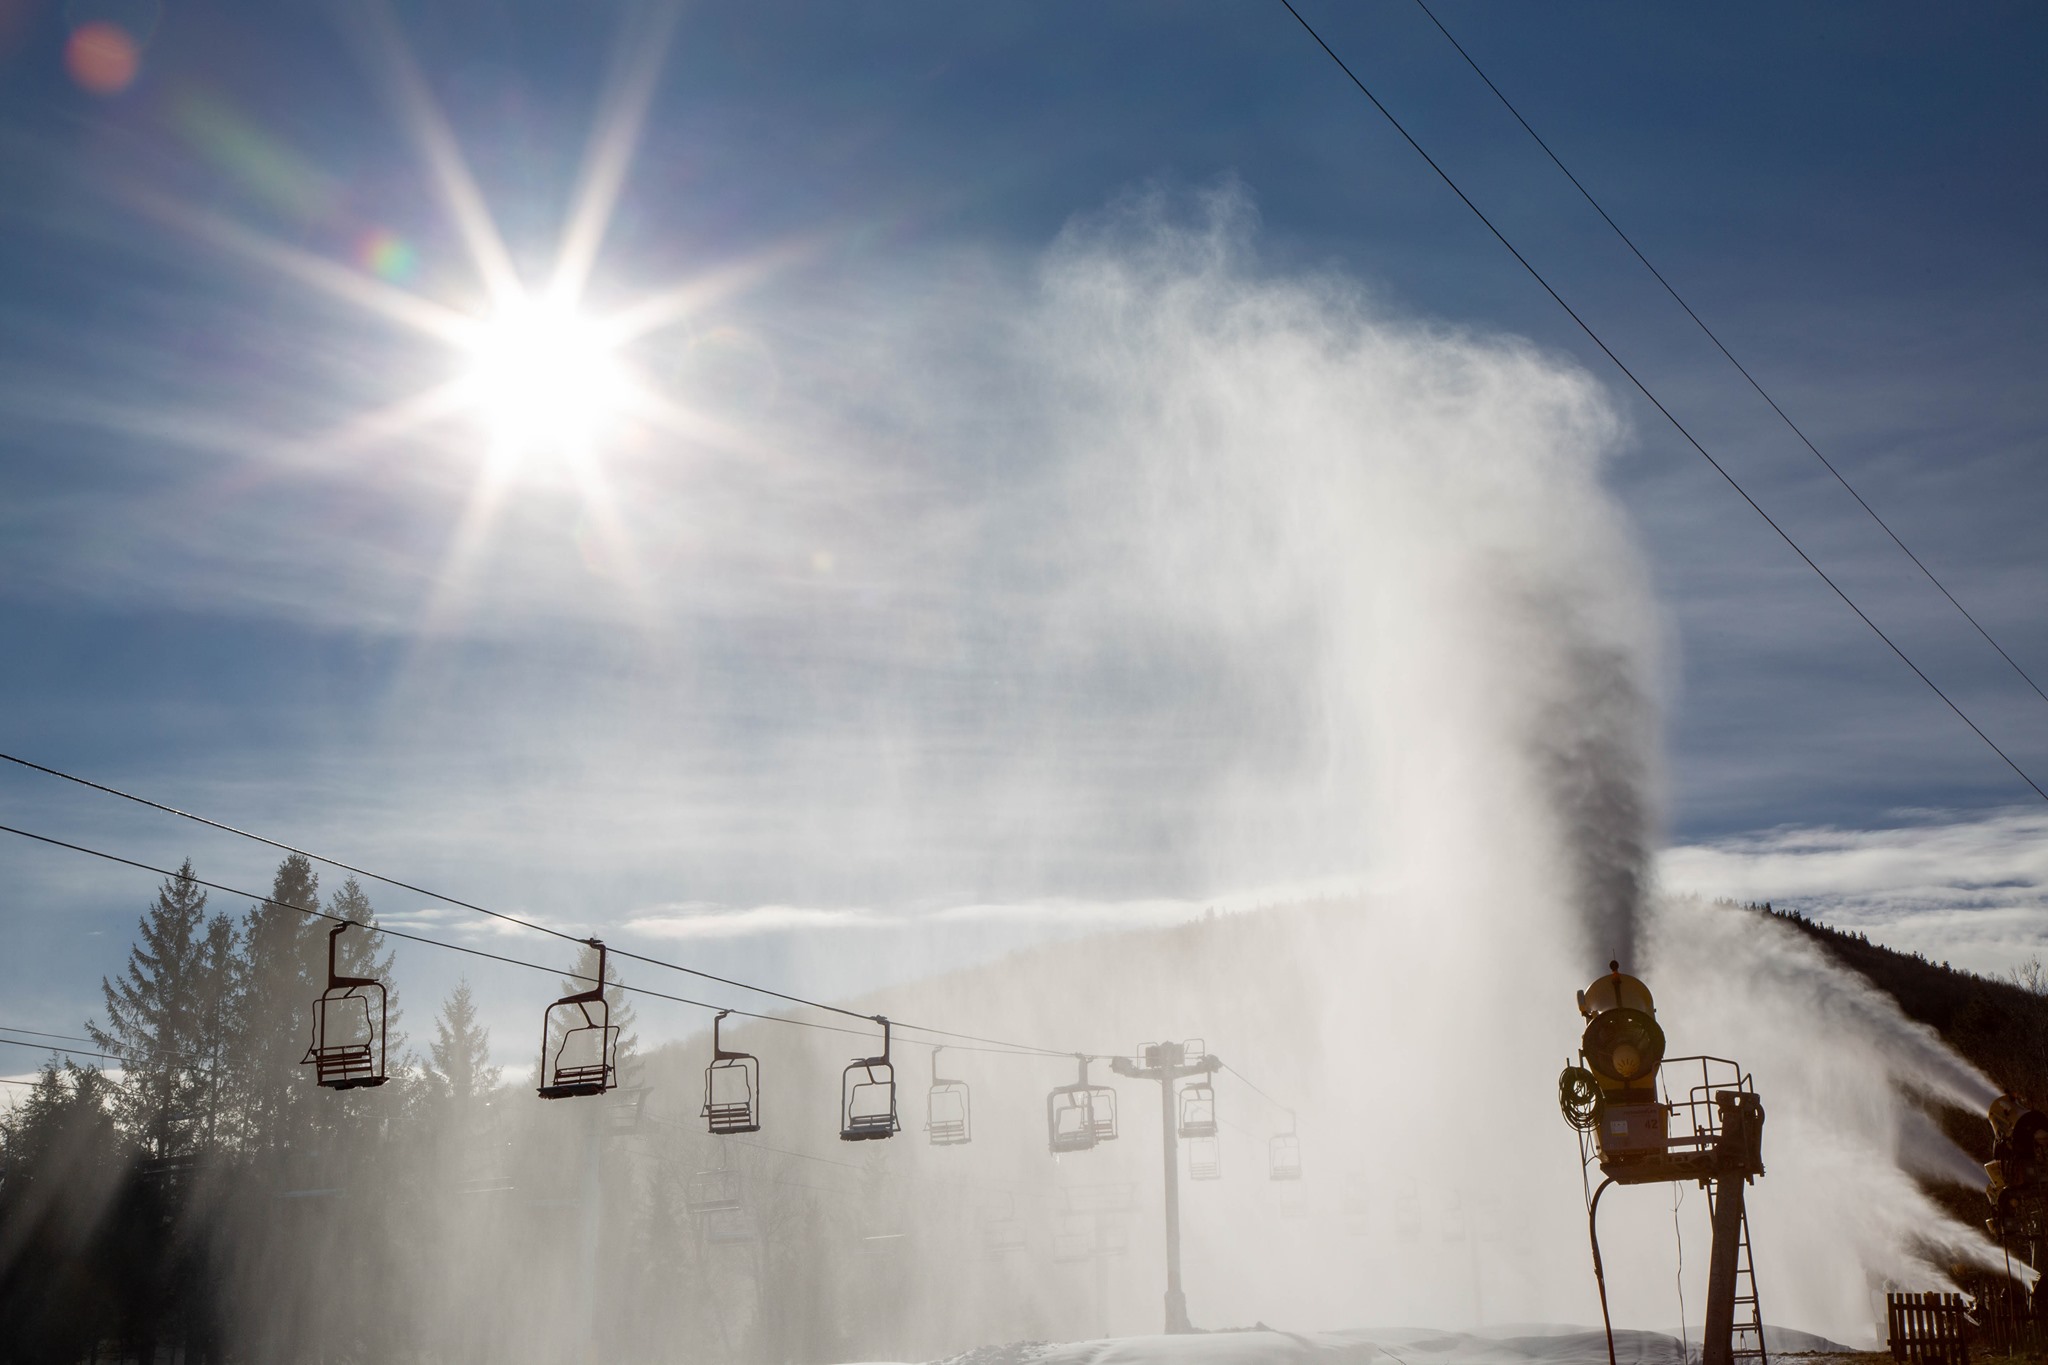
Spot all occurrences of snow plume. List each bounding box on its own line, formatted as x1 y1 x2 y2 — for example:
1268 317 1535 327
1021 181 1658 973
1647 898 2011 1321
40 185 2017 1359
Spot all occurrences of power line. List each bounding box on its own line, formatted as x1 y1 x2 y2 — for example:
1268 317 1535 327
1274 0 2048 806
0 751 1080 1060
1409 0 2048 713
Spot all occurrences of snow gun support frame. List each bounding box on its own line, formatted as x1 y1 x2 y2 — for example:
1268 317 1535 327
1560 964 1767 1365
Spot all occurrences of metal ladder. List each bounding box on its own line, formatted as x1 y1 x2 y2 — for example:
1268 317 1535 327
1706 1182 1769 1365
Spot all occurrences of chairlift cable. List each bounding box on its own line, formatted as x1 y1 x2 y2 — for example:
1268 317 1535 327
1219 1060 1294 1114
0 1023 116 1048
1410 0 2048 714
0 1034 127 1063
0 818 1139 1079
0 819 867 1040
1275 0 2048 807
0 750 1096 1056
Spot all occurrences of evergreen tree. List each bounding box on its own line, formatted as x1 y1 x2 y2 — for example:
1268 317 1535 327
231 854 324 1155
88 861 221 1158
426 979 499 1105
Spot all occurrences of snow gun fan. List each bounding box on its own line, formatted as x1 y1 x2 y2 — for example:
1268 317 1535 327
1984 1095 2048 1269
925 1045 970 1146
301 921 388 1089
1047 1054 1118 1154
840 1015 900 1141
1557 961 1768 1365
537 938 619 1099
702 1009 761 1134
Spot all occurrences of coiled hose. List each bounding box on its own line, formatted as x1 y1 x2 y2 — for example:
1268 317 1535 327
1559 1064 1603 1132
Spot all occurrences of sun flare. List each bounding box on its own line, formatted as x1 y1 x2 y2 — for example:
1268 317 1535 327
458 294 629 463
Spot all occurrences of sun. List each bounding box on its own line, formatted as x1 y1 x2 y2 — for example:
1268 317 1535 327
458 293 630 466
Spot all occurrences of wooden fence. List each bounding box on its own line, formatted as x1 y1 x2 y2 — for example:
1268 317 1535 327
1887 1291 1971 1365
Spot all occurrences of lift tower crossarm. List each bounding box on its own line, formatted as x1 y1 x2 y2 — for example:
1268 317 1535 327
1111 1043 1221 1335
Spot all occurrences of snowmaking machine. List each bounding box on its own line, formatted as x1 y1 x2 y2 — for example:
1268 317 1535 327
1978 1093 2048 1343
1559 962 1768 1365
1986 1094 2048 1250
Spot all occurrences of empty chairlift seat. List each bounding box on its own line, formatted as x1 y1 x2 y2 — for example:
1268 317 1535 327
702 1010 761 1134
926 1045 970 1146
980 1197 1026 1256
1177 1081 1218 1139
1047 1055 1118 1154
1270 1108 1303 1181
537 939 620 1099
301 922 388 1090
841 1016 900 1141
1269 1131 1303 1181
1188 1135 1222 1181
686 1166 746 1215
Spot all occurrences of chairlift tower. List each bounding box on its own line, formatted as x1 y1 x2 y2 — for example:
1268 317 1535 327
1110 1040 1220 1334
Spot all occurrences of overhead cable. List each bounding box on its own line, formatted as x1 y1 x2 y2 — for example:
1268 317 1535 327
1275 0 2048 806
1411 0 2048 711
0 751 1081 1059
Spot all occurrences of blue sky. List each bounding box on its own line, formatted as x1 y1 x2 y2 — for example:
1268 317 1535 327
1 0 2045 1063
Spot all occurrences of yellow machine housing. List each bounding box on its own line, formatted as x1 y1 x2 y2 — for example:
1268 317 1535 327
1578 962 1669 1163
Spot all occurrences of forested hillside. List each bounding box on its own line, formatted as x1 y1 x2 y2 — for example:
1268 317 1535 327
1765 902 2048 1229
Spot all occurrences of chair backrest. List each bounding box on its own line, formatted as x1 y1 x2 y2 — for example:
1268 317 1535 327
1048 1086 1097 1152
704 1056 759 1133
927 1081 970 1144
842 1062 899 1139
1178 1083 1217 1138
303 923 389 1090
537 941 617 1099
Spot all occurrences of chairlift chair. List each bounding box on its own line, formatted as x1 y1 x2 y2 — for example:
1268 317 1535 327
1269 1109 1302 1181
1177 1081 1218 1139
1047 1055 1118 1154
301 922 388 1089
980 1197 1027 1256
1053 1211 1095 1264
841 1015 900 1140
926 1045 970 1146
1187 1135 1222 1181
702 1009 761 1134
686 1166 746 1215
702 1205 758 1246
537 939 620 1099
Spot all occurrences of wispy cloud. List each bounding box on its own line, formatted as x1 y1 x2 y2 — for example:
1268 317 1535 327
1659 807 2048 975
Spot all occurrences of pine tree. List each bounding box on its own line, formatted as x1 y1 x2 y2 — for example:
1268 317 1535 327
426 979 499 1105
89 860 221 1158
231 854 324 1155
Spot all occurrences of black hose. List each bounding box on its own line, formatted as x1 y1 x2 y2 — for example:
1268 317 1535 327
1589 1177 1618 1365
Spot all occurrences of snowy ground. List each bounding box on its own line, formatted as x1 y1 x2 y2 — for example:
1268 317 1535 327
921 1327 1858 1365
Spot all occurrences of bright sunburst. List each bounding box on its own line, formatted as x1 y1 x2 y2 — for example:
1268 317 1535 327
457 293 629 466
